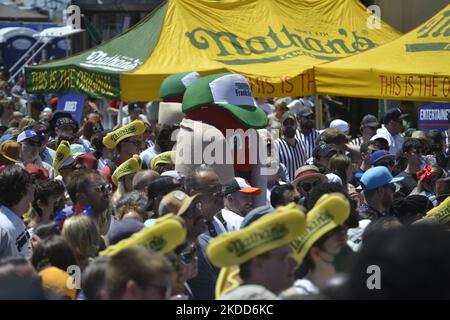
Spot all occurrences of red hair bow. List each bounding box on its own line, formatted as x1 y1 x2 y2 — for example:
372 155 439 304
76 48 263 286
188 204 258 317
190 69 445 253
416 164 432 182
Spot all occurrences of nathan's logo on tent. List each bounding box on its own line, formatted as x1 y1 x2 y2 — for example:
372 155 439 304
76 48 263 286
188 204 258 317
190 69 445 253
405 10 450 53
80 51 143 72
226 223 288 257
234 82 252 97
185 25 377 65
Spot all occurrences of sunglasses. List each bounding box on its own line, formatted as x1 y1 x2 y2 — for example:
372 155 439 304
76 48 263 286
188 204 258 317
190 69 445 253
178 244 197 265
93 183 112 194
299 180 321 193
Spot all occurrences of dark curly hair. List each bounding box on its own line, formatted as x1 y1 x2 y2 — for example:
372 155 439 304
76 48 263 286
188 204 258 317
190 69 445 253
0 165 32 207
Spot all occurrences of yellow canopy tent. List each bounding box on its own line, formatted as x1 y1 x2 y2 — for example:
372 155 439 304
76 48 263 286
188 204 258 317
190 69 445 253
121 0 400 101
315 4 450 102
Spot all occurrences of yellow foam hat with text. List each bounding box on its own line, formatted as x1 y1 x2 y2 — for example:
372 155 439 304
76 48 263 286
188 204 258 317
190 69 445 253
150 150 175 170
111 155 142 186
52 141 72 176
100 214 186 257
102 120 145 149
425 196 450 224
207 203 306 268
290 193 350 263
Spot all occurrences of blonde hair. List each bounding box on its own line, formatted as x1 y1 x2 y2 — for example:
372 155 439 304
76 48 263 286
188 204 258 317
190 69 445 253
62 215 100 270
18 116 36 132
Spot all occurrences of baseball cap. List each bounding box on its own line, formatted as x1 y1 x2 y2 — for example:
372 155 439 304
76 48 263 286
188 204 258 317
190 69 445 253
160 72 201 100
281 111 296 125
70 144 85 157
297 106 314 117
361 114 379 127
56 117 77 129
127 102 141 113
0 134 15 143
313 144 339 159
370 149 395 166
144 176 182 212
360 166 404 191
0 141 20 163
107 219 144 245
182 73 268 129
330 119 349 134
72 153 98 170
158 190 198 217
223 177 261 196
17 130 43 143
383 108 408 124
240 205 274 228
24 163 49 180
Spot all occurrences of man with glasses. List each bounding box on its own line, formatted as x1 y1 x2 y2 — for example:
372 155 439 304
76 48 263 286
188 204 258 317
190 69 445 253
31 121 55 166
371 108 408 155
17 130 54 178
295 106 320 159
395 138 425 196
275 112 307 182
184 166 226 300
66 169 112 226
292 165 327 203
358 166 404 221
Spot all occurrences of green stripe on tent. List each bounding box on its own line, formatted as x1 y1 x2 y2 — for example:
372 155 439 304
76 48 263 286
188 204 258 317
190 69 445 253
25 0 168 99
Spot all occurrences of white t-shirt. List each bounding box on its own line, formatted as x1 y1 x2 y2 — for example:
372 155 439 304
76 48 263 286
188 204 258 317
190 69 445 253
0 206 30 259
293 278 319 295
139 146 160 167
220 209 244 232
371 125 404 155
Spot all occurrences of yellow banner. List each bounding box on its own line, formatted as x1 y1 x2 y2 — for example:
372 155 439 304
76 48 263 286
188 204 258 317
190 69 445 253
316 4 450 101
121 0 400 100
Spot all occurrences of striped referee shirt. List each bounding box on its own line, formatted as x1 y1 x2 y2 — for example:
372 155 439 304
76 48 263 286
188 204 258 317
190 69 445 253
295 129 320 159
351 137 363 146
275 137 307 182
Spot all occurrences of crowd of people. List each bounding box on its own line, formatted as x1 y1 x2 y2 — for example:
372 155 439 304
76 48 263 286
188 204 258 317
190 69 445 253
0 67 450 300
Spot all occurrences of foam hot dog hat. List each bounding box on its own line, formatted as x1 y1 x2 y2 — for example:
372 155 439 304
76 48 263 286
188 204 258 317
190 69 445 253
111 154 142 186
425 196 450 224
290 193 350 263
100 214 186 257
53 141 74 176
102 120 146 149
207 203 306 268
